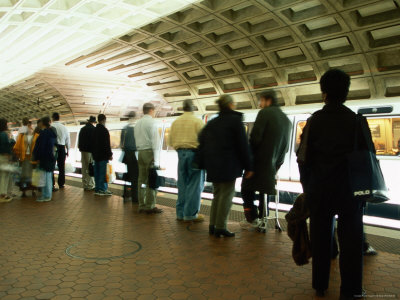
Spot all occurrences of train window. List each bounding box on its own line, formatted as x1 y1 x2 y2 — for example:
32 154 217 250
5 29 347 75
294 121 307 152
109 130 122 149
69 132 77 149
367 117 400 156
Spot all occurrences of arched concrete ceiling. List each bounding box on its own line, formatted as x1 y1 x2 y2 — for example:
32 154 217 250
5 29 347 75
1 0 400 124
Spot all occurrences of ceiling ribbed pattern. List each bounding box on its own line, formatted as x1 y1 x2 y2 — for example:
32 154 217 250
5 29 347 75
1 0 400 123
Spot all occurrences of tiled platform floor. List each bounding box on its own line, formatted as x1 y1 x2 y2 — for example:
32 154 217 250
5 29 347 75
0 185 399 300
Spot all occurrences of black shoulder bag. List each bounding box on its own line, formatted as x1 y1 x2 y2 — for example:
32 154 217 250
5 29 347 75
346 115 389 203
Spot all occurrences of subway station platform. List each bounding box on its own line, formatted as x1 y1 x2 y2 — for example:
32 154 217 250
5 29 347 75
1 183 399 300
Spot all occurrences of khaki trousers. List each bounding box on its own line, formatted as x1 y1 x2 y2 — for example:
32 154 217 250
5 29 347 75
0 155 13 196
81 152 94 189
138 150 157 210
210 181 236 230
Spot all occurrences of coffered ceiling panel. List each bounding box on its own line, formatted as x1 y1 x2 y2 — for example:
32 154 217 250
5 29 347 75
1 0 400 124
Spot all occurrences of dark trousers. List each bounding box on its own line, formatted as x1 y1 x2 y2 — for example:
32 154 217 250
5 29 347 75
124 150 139 202
52 145 66 188
241 188 270 222
309 200 363 297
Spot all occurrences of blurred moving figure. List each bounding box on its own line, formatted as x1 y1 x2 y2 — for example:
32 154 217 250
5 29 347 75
240 90 291 229
0 118 13 202
78 116 96 191
33 116 57 202
51 112 70 190
13 119 35 197
92 114 113 196
134 103 163 214
169 99 205 223
120 112 139 203
297 69 369 299
198 95 253 237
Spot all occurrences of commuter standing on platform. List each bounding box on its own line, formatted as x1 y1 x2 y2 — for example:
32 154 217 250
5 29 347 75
198 95 253 237
51 112 69 190
92 114 113 196
297 69 368 299
120 112 139 203
33 116 57 202
0 118 13 202
134 103 163 214
169 99 205 223
78 116 96 191
240 90 291 229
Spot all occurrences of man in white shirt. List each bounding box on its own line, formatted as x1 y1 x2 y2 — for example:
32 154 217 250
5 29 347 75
51 112 70 190
134 103 162 214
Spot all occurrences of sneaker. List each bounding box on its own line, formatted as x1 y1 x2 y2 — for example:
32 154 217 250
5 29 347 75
146 207 163 214
240 218 261 229
364 245 378 256
184 214 205 223
103 190 113 196
36 198 51 202
95 191 106 196
84 187 95 191
0 196 12 203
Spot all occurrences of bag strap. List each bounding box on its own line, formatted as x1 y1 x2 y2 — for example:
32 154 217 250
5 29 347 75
355 114 376 153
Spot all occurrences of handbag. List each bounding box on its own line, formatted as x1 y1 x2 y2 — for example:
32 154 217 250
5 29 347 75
32 168 46 187
148 167 165 190
346 115 389 203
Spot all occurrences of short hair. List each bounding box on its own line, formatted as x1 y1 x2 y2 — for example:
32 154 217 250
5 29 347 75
98 114 106 123
183 99 194 112
22 117 30 126
216 94 233 111
41 116 51 128
143 103 155 115
320 69 350 104
259 90 278 106
0 118 8 132
52 112 60 121
127 111 136 119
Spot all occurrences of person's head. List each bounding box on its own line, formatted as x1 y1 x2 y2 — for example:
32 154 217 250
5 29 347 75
182 99 194 112
98 114 106 125
127 111 136 120
22 117 29 126
52 112 60 121
27 121 33 129
34 120 42 134
87 116 97 125
0 118 8 132
320 69 350 104
216 94 235 112
41 116 51 128
143 103 155 117
258 90 278 108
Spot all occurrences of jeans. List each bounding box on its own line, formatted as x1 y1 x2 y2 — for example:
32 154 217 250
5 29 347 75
81 152 94 189
94 160 108 192
176 150 205 220
210 181 236 230
41 171 53 200
138 150 156 210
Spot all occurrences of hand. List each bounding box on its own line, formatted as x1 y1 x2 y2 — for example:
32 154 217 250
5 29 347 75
244 171 254 179
66 151 69 157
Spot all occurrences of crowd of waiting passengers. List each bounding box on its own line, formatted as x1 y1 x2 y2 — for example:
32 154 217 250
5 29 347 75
0 69 382 299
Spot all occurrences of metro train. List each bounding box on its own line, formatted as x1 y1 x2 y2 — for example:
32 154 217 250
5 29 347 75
63 98 400 222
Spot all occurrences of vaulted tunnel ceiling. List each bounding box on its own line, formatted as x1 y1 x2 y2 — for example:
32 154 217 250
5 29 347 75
1 0 400 125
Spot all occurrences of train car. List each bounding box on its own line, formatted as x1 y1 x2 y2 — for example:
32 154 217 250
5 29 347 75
64 98 400 224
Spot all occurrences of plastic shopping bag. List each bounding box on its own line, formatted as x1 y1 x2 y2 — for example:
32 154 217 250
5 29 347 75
105 163 115 183
32 169 46 187
65 163 76 174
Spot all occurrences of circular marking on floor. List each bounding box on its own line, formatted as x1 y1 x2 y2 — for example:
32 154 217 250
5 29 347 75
65 239 142 260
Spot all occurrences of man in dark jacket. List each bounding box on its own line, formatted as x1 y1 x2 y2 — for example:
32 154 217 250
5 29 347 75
298 69 368 299
240 90 291 228
198 95 253 237
92 114 113 196
78 116 96 191
120 111 138 203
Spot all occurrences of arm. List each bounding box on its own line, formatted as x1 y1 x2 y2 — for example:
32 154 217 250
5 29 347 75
250 110 268 150
152 123 161 167
168 122 175 148
106 129 112 160
65 127 70 152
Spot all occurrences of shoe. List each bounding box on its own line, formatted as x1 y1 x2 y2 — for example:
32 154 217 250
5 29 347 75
209 225 215 235
95 191 107 196
138 208 146 213
52 187 59 192
364 246 378 256
0 196 12 203
214 229 235 238
103 190 113 196
184 214 205 223
316 289 326 297
146 207 163 214
59 185 65 189
240 218 260 229
36 198 51 202
84 187 95 191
